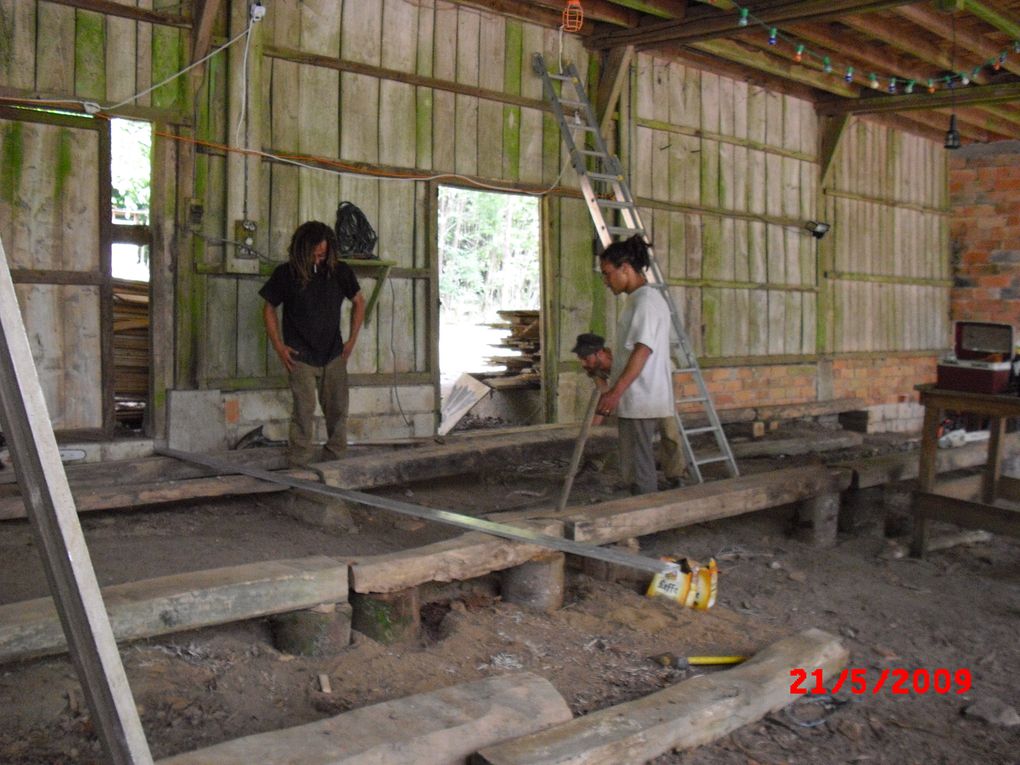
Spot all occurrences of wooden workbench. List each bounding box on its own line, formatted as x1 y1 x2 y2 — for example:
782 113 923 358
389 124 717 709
911 385 1020 556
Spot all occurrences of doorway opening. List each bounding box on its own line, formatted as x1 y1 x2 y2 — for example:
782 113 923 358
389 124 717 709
110 118 152 433
437 185 541 430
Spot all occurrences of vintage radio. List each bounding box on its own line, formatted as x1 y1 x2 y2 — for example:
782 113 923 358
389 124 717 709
936 321 1016 395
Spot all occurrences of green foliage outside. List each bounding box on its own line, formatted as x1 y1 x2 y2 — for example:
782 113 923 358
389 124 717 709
111 118 151 225
438 186 540 323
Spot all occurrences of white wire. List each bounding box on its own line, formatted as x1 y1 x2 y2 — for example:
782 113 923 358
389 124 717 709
234 19 254 148
107 25 252 111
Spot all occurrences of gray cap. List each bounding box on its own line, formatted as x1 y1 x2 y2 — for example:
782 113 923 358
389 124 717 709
571 333 605 357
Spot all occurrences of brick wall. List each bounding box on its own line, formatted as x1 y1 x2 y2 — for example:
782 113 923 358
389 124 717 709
949 140 1020 327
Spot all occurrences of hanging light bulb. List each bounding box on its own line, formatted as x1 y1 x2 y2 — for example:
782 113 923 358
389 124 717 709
960 71 970 86
944 114 961 150
868 72 879 89
823 56 832 74
1014 40 1020 54
905 80 915 94
793 44 804 63
738 8 749 27
768 27 778 45
972 67 981 81
927 78 936 93
888 77 897 93
844 66 854 83
562 0 583 32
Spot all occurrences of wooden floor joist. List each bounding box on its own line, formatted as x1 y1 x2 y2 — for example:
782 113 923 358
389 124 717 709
473 628 848 765
559 465 852 545
0 556 348 664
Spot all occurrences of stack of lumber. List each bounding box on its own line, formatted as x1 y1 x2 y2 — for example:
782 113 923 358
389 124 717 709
484 309 540 389
112 278 149 425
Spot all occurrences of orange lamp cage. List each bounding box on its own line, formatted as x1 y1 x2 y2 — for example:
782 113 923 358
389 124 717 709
563 0 583 33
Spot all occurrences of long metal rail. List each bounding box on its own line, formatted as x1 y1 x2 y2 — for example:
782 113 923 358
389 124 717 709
156 447 681 577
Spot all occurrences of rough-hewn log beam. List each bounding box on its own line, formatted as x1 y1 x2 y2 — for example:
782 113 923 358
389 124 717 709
840 13 959 74
896 5 1020 79
42 0 190 28
530 0 640 27
817 81 1020 115
596 45 634 134
962 0 1020 40
819 114 851 190
603 0 689 18
191 0 224 63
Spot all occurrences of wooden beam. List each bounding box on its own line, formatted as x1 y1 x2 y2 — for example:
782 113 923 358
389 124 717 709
588 0 915 49
448 0 590 32
0 557 348 664
913 490 1020 538
563 465 851 545
819 114 851 190
475 628 848 764
595 44 634 135
817 81 1020 115
690 38 858 97
159 674 573 765
961 0 1020 40
0 470 318 521
40 0 190 28
603 0 688 19
840 13 957 74
0 238 153 762
351 520 563 594
530 0 640 27
191 0 224 63
896 5 1020 79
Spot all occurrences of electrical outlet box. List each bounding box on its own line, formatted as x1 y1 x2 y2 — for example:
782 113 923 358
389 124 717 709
234 219 257 259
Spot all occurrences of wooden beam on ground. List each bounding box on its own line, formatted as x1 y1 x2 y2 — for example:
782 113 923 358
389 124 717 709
0 468 318 521
474 628 847 764
351 520 563 594
0 557 348 665
158 673 573 765
563 466 852 545
0 238 153 762
315 427 617 490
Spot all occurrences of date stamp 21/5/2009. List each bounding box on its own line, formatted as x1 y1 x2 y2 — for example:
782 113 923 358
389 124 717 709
790 668 972 696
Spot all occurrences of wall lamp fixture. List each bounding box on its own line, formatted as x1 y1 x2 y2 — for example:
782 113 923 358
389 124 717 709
805 220 831 239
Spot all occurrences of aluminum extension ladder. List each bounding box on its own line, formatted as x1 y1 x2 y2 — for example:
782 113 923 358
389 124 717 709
533 53 738 483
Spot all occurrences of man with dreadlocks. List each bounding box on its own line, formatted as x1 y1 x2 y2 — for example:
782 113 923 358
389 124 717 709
260 221 366 466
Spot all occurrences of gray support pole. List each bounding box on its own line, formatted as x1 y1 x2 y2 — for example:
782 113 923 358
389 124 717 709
0 238 153 764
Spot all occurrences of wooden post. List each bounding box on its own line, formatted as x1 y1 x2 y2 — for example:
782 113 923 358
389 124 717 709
795 492 840 547
910 398 942 557
351 588 421 644
0 237 153 764
983 415 1006 504
500 553 565 612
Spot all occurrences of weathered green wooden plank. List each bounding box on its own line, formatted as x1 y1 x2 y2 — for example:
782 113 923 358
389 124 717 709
37 2 75 94
0 0 36 91
379 79 416 169
151 25 183 111
205 276 238 380
134 0 152 107
476 14 504 181
342 0 382 63
701 287 720 357
105 13 137 104
377 179 415 269
237 277 267 377
667 210 685 279
74 9 106 100
501 20 522 182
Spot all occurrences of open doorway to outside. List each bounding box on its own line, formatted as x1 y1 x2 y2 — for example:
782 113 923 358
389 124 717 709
110 118 152 433
437 185 541 431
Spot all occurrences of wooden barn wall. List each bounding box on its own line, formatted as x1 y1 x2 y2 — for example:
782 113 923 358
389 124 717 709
187 0 591 437
823 121 950 354
0 2 950 438
613 52 947 366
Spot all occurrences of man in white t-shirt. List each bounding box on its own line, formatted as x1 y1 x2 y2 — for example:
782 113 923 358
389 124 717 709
595 236 678 494
572 332 686 489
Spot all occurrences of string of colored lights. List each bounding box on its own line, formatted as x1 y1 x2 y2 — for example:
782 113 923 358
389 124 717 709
727 2 1020 96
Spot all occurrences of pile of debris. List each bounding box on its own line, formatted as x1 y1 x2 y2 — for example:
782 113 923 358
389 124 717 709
484 309 540 389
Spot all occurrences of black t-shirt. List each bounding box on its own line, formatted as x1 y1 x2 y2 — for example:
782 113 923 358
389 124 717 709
259 261 361 367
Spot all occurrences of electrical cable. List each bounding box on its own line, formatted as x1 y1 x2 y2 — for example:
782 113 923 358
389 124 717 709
335 202 378 257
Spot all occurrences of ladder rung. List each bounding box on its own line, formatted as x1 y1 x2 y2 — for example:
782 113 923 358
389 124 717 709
569 124 599 132
588 172 623 182
674 367 699 374
695 455 731 466
677 396 707 404
685 427 717 435
547 72 574 81
576 149 607 157
559 99 586 108
607 226 643 236
596 200 634 209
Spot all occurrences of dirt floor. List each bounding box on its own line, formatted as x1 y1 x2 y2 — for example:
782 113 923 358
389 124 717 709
0 427 1018 764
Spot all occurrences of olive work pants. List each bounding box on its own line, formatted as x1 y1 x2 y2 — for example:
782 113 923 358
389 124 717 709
618 416 688 495
287 354 349 466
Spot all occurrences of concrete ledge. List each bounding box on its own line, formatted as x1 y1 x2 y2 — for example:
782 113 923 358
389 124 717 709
351 520 564 594
0 556 348 664
563 466 852 545
473 628 847 764
158 672 573 765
